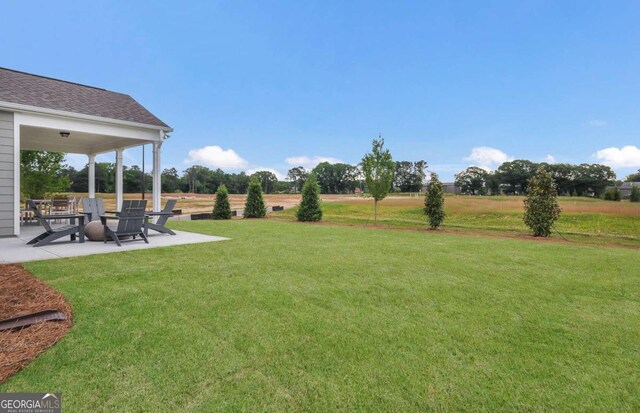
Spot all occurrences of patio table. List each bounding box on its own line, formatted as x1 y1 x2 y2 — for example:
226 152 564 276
29 199 52 214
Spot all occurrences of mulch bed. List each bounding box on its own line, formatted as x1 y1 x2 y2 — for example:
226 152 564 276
0 264 73 384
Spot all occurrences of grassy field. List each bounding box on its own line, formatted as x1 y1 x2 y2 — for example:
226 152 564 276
275 195 640 248
2 220 639 411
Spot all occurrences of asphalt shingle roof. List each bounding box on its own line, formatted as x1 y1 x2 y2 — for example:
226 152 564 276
0 67 170 129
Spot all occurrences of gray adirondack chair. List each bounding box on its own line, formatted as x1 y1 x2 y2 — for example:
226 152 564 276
145 199 177 235
118 199 146 214
81 198 105 222
100 200 149 246
26 200 85 247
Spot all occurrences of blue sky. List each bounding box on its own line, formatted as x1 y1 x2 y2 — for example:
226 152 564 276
2 1 640 181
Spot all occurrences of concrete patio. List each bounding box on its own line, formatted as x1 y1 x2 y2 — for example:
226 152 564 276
0 224 228 263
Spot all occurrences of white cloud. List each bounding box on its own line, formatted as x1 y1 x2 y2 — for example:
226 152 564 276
593 145 640 168
464 147 513 170
544 154 556 164
246 167 286 180
63 154 87 170
285 155 341 169
588 120 608 127
185 146 248 169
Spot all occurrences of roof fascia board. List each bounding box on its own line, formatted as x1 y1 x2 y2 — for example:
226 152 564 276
0 100 173 132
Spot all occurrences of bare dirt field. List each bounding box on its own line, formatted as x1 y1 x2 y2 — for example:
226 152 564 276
68 192 640 217
74 193 356 214
161 193 358 213
337 194 640 216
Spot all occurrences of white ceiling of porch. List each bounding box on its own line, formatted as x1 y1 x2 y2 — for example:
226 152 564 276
20 125 145 154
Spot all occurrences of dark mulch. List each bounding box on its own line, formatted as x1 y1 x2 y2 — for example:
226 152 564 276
0 264 73 384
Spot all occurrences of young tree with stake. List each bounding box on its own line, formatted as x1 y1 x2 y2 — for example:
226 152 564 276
361 137 395 224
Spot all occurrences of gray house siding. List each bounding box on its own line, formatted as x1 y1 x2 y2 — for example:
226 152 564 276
0 111 14 236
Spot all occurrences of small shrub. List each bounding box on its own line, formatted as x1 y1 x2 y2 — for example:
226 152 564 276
244 178 266 218
602 187 621 201
523 168 561 237
630 185 640 202
424 173 445 229
212 184 232 219
296 173 322 222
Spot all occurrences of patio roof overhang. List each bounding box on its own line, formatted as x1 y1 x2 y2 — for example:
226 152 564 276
20 124 153 154
5 105 169 155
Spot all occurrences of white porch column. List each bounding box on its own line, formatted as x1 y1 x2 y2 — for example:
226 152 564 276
152 141 162 212
88 154 96 198
13 115 21 237
115 149 124 211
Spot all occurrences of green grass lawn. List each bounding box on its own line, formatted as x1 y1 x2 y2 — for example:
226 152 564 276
2 220 640 411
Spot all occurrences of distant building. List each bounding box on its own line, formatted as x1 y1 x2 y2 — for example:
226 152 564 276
619 182 640 198
422 181 461 194
442 182 461 194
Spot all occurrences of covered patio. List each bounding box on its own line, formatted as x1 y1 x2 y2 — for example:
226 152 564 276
1 67 176 237
0 67 176 237
0 67 230 260
19 111 166 213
